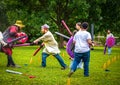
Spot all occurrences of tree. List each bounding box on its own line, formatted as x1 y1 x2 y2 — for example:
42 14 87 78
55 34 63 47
1 0 120 47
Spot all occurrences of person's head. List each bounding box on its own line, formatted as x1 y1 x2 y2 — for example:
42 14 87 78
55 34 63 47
14 20 25 29
107 30 111 34
81 22 89 30
76 22 81 30
73 30 78 36
41 24 50 34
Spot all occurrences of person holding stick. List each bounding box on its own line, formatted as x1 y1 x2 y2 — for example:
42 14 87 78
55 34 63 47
68 22 93 77
33 24 67 70
1 20 25 67
69 22 83 69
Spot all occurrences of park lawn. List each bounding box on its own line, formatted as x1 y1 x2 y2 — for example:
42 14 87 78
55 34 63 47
0 46 120 85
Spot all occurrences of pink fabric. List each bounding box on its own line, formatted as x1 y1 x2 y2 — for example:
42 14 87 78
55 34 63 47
2 47 12 56
10 26 17 33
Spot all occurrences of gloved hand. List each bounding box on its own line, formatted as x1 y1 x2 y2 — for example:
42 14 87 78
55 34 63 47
0 40 7 46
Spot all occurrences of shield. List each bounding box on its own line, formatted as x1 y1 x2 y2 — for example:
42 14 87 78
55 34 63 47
106 37 115 48
66 36 74 58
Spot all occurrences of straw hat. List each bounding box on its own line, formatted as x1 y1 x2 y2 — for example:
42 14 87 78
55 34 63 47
14 20 25 28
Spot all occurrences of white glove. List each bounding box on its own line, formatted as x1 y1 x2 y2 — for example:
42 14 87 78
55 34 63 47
0 40 7 46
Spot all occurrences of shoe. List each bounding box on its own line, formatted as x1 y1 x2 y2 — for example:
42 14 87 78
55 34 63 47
40 66 46 68
84 75 89 77
12 65 21 68
68 71 74 77
7 65 10 67
61 66 67 70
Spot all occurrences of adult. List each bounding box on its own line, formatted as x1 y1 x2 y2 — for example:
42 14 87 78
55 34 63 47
33 24 67 70
2 20 25 67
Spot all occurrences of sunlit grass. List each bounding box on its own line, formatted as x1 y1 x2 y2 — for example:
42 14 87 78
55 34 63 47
0 46 120 85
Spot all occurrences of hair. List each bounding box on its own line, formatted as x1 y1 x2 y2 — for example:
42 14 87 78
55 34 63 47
73 30 78 36
76 22 82 27
81 22 89 29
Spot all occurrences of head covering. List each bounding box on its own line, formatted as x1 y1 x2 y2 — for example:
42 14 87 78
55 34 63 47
14 20 25 28
41 24 50 29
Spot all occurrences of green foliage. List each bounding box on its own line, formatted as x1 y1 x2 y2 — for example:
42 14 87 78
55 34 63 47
0 0 120 44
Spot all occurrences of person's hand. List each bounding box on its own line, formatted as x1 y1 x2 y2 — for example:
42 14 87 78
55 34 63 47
0 40 7 46
33 41 38 45
91 41 95 46
3 42 7 46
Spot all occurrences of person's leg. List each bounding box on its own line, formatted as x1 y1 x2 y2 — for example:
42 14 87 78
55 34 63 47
7 55 15 67
53 54 67 69
71 53 82 71
108 47 111 55
3 47 21 67
7 55 11 67
69 60 73 68
2 47 15 67
77 60 83 69
41 52 49 67
83 51 90 77
68 52 82 77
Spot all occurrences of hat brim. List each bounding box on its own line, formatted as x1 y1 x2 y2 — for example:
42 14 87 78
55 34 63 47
15 24 25 28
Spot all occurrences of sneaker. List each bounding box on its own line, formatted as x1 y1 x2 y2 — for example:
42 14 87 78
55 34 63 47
84 75 89 77
68 71 74 77
61 66 67 70
12 65 21 68
7 64 11 67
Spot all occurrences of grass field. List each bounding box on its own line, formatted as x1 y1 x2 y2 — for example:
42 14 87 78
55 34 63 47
0 46 120 85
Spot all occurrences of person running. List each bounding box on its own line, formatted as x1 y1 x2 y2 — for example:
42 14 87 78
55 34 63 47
68 22 93 77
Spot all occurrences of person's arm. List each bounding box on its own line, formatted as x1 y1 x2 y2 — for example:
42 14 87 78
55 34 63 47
33 33 49 44
33 36 43 44
87 32 94 46
87 39 94 46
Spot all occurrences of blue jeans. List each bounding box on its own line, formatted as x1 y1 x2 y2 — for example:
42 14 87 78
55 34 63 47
41 52 66 67
108 47 111 54
71 51 90 76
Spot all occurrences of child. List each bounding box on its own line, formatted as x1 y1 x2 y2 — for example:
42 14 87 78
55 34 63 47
69 22 83 69
68 22 93 77
33 24 67 70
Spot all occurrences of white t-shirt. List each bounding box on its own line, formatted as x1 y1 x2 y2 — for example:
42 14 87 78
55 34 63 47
106 33 114 39
73 30 91 53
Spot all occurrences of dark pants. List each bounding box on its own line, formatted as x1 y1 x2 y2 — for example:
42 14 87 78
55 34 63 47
2 47 15 66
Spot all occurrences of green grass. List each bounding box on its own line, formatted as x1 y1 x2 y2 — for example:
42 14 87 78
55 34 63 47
0 46 120 85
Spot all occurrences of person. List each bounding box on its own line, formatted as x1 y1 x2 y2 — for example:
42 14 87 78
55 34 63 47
69 22 83 69
68 22 93 77
106 30 114 55
0 31 7 46
1 20 25 67
33 24 67 70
